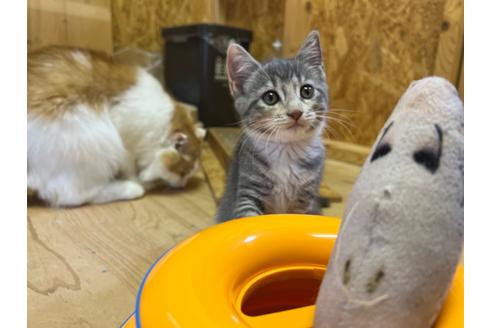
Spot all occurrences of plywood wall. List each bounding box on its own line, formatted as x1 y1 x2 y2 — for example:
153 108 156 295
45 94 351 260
29 0 463 147
28 0 113 54
111 0 226 52
283 0 463 146
111 0 284 61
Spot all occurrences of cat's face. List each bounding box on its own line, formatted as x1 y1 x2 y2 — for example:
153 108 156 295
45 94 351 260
157 129 204 188
226 31 329 142
139 103 206 188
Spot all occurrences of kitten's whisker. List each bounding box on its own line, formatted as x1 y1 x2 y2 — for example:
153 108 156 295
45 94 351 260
328 118 355 130
327 116 355 132
327 117 355 139
245 120 276 154
325 112 354 125
325 123 354 141
266 125 281 154
329 108 354 114
323 124 343 140
317 112 354 126
316 113 355 139
263 125 278 153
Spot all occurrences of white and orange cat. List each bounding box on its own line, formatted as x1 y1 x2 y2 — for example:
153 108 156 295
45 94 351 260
28 46 205 207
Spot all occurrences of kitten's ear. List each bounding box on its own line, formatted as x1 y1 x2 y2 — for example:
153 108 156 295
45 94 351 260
296 30 324 68
195 125 206 140
226 43 261 95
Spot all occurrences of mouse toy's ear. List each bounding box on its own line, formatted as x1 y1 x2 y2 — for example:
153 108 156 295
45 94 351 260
226 43 261 96
296 30 324 69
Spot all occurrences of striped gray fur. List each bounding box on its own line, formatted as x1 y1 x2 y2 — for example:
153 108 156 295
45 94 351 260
215 31 329 222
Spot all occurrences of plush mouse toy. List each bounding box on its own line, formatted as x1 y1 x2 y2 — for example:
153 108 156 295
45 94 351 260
314 77 464 328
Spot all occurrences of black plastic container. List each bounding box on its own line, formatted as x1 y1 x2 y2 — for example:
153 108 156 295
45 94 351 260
162 24 253 127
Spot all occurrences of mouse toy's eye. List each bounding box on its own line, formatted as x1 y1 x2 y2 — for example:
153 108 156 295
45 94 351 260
370 143 391 162
300 84 314 99
412 124 443 174
413 148 439 173
262 90 280 105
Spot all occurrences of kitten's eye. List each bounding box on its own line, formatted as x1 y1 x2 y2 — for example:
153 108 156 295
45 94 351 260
262 90 279 105
370 143 391 162
300 84 314 99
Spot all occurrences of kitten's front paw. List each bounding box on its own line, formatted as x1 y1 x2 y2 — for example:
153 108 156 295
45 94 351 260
236 210 262 218
122 181 145 200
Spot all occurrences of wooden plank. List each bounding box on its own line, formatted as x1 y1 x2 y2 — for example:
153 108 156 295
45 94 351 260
207 128 344 203
28 0 113 54
322 158 361 218
208 0 226 24
28 169 216 328
433 0 464 86
324 140 371 166
65 0 113 53
28 0 68 51
282 0 311 57
200 142 227 204
207 127 238 170
458 55 464 100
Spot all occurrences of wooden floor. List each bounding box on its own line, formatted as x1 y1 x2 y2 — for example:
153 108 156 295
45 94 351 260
27 140 362 327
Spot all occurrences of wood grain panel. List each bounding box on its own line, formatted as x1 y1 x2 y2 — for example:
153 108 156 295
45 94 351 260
111 0 226 52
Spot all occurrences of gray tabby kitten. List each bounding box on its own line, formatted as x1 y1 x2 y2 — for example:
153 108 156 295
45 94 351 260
216 31 329 222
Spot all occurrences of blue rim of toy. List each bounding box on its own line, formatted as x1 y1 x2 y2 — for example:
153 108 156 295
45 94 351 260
135 247 173 328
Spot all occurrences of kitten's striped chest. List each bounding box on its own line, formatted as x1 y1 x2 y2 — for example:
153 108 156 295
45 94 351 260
263 143 318 213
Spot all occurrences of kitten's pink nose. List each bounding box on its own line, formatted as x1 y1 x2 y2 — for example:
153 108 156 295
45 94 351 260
287 110 303 121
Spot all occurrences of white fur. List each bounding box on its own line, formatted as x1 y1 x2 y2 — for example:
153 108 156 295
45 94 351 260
109 69 174 172
28 69 189 207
